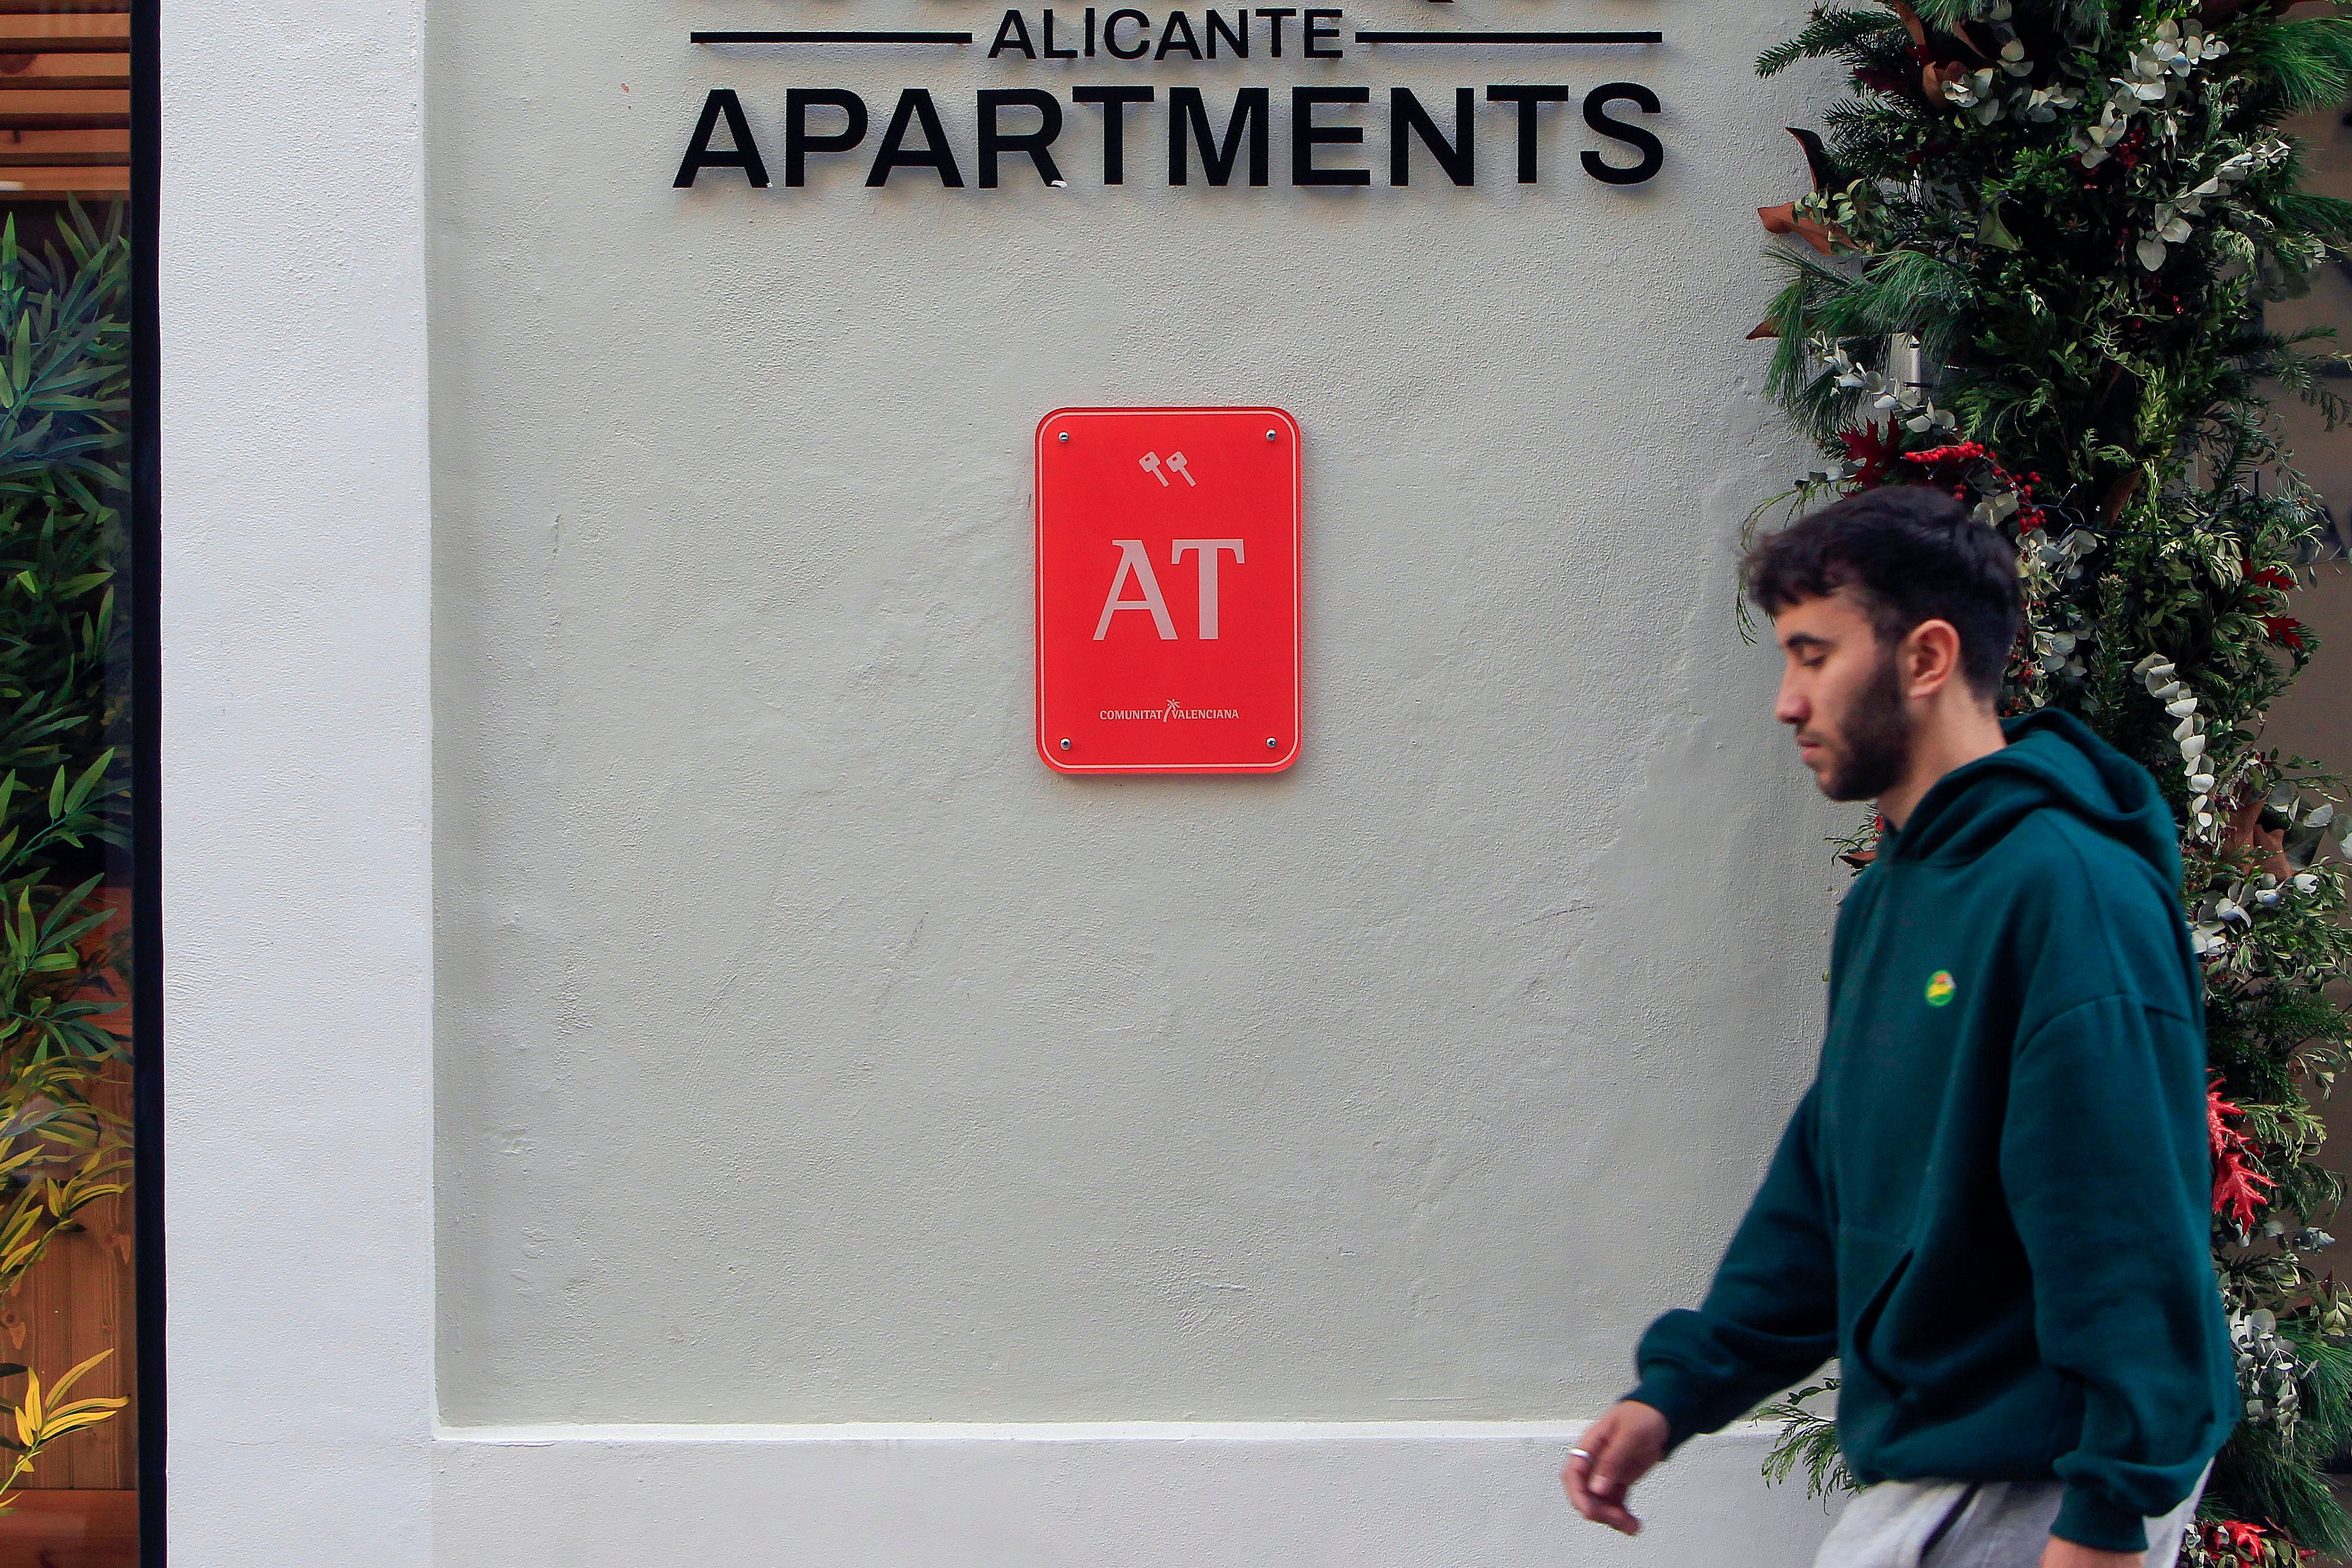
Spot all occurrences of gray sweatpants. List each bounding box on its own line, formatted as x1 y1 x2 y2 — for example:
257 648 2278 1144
1811 1469 2209 1568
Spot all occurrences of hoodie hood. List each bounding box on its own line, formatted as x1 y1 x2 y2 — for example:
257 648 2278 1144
1881 709 2182 884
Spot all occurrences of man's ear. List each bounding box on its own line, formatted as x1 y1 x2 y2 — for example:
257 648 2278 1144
1902 618 1964 699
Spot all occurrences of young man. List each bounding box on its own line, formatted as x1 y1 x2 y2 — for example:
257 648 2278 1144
1562 487 2234 1567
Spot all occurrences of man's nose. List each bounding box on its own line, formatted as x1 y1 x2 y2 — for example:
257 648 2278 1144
1775 683 1808 727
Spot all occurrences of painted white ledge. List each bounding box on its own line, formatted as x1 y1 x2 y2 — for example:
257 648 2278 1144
433 1420 1840 1568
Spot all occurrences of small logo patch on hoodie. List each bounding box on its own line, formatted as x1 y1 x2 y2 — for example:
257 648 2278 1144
1925 970 1956 1007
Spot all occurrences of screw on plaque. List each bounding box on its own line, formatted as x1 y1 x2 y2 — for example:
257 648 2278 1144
1059 738 1072 751
1058 431 1069 443
1139 451 1170 487
1265 430 1277 441
1267 737 1278 748
1164 452 1196 487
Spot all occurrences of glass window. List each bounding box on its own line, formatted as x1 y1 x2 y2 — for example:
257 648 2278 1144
0 1 151 1562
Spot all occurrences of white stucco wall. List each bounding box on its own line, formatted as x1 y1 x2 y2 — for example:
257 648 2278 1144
161 0 436 1560
166 0 1866 1558
427 0 1853 1428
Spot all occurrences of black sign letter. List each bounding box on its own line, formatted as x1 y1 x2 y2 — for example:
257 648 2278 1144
1074 85 1156 185
674 89 770 189
1581 82 1662 185
979 89 1067 187
1484 85 1567 185
1291 85 1369 186
1156 11 1204 59
785 90 869 186
1389 87 1472 186
1168 87 1269 186
1102 9 1153 58
989 9 1039 58
866 89 966 187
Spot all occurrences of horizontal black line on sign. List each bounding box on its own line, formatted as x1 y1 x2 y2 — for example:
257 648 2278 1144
691 30 975 44
1354 29 1661 42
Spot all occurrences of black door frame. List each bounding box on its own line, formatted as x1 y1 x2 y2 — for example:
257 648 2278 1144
129 0 164 1558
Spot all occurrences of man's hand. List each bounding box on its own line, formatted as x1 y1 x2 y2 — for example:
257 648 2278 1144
1561 1400 1671 1536
2041 1541 2143 1568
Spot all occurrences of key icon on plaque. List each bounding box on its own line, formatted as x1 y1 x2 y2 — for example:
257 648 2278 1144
1140 452 1169 487
1165 451 1196 486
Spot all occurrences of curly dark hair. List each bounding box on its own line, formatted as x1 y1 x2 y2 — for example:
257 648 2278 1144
1742 485 2024 700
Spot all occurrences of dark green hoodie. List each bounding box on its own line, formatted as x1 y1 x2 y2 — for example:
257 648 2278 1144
1626 710 2235 1554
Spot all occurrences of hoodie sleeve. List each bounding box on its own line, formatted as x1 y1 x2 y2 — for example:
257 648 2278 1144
2002 992 2234 1554
1625 1083 1840 1448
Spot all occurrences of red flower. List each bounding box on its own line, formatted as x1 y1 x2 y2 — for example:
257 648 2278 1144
2202 1519 2270 1563
2210 1079 2277 1231
1838 421 1904 490
2262 615 2307 652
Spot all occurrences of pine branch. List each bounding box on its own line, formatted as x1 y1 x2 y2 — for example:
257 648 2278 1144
1756 1382 1851 1500
2232 14 2352 119
1757 7 1905 78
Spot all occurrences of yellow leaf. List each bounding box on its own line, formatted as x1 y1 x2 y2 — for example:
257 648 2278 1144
47 1395 126 1420
38 1404 123 1440
45 1349 109 1408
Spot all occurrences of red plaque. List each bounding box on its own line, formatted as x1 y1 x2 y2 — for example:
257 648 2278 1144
1035 407 1302 775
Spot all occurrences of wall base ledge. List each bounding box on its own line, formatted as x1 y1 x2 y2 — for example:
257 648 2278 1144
432 1417 1840 1567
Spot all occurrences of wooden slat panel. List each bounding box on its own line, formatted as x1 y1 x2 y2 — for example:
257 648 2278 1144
7 1061 134 1491
0 128 129 153
9 884 135 1492
0 2 130 11
0 150 123 166
0 168 130 191
0 112 121 128
0 1490 137 1566
0 36 129 52
0 75 126 88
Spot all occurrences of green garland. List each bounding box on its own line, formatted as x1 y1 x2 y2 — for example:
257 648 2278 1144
1744 3 2352 1562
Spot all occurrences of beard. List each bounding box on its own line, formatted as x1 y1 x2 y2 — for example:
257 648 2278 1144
1817 651 1913 803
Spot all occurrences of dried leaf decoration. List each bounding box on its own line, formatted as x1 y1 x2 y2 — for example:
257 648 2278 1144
1759 202 1848 257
